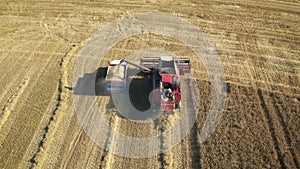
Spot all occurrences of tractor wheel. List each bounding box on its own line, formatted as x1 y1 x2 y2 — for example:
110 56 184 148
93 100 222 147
95 67 109 96
175 101 181 109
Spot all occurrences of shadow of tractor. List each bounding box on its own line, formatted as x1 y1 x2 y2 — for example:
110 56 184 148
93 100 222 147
73 67 153 114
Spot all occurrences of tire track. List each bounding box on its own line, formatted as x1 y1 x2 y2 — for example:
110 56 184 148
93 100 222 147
0 29 50 108
61 128 84 169
29 45 75 169
270 93 300 169
0 50 30 84
0 47 32 105
0 0 299 168
257 89 286 169
238 22 288 168
99 97 161 169
98 105 115 169
152 76 202 169
241 16 299 168
0 77 29 130
0 35 51 149
170 76 202 169
154 117 167 169
188 125 202 169
183 77 202 169
0 40 22 66
96 96 117 169
84 143 101 169
56 108 94 169
17 89 58 169
28 40 83 168
0 43 60 169
14 47 67 169
60 117 103 169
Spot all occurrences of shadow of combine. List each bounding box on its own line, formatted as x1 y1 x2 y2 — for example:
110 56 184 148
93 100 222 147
73 67 109 96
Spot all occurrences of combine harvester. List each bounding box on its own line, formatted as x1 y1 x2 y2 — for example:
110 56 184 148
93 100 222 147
104 56 191 111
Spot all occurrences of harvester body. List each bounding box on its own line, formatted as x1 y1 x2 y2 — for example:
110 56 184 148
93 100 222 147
105 56 191 111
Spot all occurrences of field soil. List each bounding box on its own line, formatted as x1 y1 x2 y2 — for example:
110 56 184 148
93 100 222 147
0 0 299 169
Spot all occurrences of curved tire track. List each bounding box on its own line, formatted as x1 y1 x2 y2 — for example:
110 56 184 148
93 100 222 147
270 93 300 169
181 77 202 169
29 45 75 169
257 89 286 169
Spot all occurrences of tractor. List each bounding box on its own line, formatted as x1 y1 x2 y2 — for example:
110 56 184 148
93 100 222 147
103 56 191 111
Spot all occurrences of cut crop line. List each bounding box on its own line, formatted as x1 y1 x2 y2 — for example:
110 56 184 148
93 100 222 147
200 23 300 40
112 30 300 52
98 114 114 169
29 44 75 169
0 30 64 166
99 96 124 169
223 62 300 75
0 34 48 105
184 77 202 169
17 89 58 169
239 28 287 168
32 31 80 167
156 119 166 169
0 38 67 45
205 1 300 21
257 89 286 169
207 30 300 46
193 70 300 94
213 0 300 12
221 48 300 63
62 129 85 169
217 39 300 55
0 40 22 66
83 143 99 168
226 41 300 55
0 52 31 83
1 42 60 169
0 49 66 56
0 78 29 130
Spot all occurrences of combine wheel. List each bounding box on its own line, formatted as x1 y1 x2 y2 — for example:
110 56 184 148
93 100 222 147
175 101 181 109
95 68 109 96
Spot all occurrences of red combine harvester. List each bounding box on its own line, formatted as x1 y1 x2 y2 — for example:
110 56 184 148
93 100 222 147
105 56 191 111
